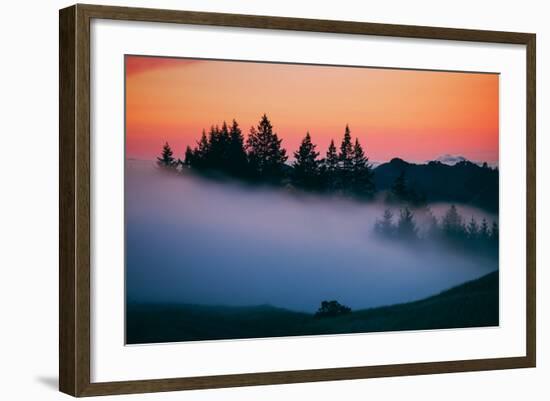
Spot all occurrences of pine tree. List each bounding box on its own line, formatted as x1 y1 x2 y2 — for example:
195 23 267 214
339 125 354 172
246 114 288 180
292 132 320 189
466 216 479 240
193 130 210 169
219 121 231 164
374 209 395 238
157 142 177 169
323 139 340 191
338 125 355 192
352 138 367 170
351 138 375 198
442 205 464 238
227 119 249 177
479 218 490 239
396 207 417 240
391 171 408 202
183 146 194 167
207 124 230 170
325 140 339 173
425 208 440 240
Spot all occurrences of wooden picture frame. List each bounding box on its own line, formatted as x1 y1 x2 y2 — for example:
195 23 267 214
59 3 536 397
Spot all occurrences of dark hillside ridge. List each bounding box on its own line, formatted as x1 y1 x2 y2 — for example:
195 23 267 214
374 158 498 212
127 270 499 344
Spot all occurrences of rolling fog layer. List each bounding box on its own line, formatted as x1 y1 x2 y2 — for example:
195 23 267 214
126 160 498 313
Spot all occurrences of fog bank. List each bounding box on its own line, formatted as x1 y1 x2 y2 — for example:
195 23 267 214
126 160 497 312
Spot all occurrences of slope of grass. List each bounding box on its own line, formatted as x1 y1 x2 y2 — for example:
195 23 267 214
126 271 498 344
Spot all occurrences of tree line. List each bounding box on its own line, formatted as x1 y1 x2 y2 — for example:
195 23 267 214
374 204 499 258
157 114 376 199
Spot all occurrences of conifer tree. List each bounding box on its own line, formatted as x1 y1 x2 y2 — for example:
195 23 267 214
351 138 375 198
425 208 440 239
183 145 194 167
227 119 249 177
325 140 339 173
338 125 355 191
479 218 490 239
246 114 288 180
193 130 210 168
292 132 320 189
207 124 229 170
391 171 408 202
339 125 354 173
374 209 395 238
466 216 479 240
157 142 177 169
352 138 368 170
219 121 231 157
442 205 464 238
396 207 417 240
323 139 340 191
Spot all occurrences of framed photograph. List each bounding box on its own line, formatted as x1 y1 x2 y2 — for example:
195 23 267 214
59 4 536 397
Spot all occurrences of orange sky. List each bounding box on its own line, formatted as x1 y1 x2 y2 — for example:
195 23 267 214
125 55 499 164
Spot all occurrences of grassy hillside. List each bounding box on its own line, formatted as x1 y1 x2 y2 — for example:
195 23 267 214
126 271 498 344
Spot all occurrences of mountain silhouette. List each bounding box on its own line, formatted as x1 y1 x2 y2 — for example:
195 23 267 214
374 158 498 212
434 154 468 165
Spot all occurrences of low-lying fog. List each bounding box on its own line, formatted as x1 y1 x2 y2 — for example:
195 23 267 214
126 160 498 313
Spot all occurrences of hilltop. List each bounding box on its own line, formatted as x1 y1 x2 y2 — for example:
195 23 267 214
374 158 498 212
127 270 498 344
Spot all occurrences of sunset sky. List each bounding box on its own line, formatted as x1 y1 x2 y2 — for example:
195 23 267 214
125 55 499 165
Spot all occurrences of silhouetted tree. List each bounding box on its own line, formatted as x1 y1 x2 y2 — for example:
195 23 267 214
339 125 354 188
374 209 395 238
185 120 251 179
442 205 464 239
479 218 490 239
206 123 230 170
466 216 479 240
183 145 194 168
390 171 408 202
396 207 417 240
246 114 288 181
157 142 177 169
227 119 249 177
322 139 340 191
339 125 354 168
325 140 339 171
314 300 352 318
292 132 320 189
192 130 210 169
387 171 426 206
351 138 375 198
424 208 440 240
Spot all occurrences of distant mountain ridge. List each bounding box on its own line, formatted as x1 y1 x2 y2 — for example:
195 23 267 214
434 154 468 165
373 158 498 212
